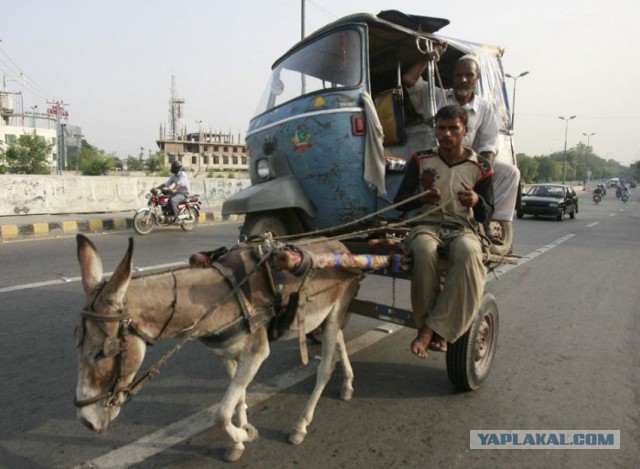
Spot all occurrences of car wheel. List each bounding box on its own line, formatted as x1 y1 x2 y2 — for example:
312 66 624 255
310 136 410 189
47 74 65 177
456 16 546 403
556 209 565 221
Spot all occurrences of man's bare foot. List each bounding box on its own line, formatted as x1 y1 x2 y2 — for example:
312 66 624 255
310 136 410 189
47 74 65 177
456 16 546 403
428 333 448 352
411 326 434 359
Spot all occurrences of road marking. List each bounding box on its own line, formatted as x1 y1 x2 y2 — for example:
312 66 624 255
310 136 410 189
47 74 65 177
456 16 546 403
75 233 578 466
74 327 398 469
0 262 188 294
586 222 600 228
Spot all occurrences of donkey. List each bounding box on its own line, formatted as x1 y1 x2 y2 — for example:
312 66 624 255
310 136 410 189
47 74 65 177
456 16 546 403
74 234 363 462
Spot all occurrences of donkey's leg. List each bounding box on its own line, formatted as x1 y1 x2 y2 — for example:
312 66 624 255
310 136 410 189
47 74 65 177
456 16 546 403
290 307 340 445
335 328 354 401
216 331 270 462
222 359 250 428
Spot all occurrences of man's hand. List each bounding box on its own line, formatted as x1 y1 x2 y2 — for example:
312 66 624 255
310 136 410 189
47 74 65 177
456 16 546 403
419 188 442 205
457 182 479 207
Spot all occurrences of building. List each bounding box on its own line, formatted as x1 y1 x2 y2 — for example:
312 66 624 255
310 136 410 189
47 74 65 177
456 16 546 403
1 91 58 169
156 130 248 173
0 90 74 171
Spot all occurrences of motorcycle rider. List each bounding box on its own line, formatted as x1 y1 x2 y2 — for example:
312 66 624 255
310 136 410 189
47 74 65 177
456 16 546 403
620 185 630 200
157 160 191 223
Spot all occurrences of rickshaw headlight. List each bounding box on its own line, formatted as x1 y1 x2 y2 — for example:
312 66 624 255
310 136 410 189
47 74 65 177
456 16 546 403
256 159 270 180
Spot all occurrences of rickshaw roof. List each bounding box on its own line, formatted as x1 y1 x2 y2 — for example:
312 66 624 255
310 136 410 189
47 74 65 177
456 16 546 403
275 10 505 69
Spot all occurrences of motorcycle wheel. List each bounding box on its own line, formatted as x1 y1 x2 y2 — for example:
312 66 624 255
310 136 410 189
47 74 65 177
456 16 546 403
133 210 156 235
180 207 199 231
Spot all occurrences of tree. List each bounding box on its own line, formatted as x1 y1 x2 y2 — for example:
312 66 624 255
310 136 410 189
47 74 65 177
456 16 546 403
145 152 164 174
126 155 145 171
516 154 539 183
0 132 53 174
78 142 116 175
535 157 561 182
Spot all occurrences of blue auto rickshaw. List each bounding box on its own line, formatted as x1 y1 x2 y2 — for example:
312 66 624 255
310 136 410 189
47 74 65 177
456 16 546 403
223 10 515 238
223 10 518 390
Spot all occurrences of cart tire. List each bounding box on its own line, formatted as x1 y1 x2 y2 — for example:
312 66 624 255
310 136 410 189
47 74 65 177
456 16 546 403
488 220 513 256
446 293 499 391
133 210 156 235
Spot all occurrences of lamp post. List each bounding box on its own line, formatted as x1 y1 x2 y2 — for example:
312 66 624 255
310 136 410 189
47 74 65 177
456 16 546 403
582 132 595 189
505 71 529 130
30 105 38 128
559 115 576 184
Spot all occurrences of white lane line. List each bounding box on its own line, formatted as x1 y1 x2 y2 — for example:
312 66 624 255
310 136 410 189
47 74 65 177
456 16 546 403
75 328 398 469
76 232 578 467
586 222 600 228
0 262 188 294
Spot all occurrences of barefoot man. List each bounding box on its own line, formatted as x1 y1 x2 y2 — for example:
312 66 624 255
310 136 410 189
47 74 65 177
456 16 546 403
394 105 494 358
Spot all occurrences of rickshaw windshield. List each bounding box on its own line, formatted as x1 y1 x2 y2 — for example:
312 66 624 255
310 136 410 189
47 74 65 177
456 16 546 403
254 28 363 116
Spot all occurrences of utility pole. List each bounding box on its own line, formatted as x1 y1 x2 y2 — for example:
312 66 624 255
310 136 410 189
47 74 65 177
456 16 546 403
47 99 70 172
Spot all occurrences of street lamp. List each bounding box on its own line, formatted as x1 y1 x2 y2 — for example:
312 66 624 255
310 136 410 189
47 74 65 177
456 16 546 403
582 132 595 189
559 115 576 184
505 71 529 130
30 105 39 128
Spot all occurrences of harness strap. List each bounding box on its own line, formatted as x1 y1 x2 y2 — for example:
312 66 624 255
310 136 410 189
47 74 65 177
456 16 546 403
211 262 253 332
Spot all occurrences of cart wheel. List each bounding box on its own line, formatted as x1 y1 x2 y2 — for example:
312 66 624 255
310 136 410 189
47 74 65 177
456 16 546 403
446 293 499 391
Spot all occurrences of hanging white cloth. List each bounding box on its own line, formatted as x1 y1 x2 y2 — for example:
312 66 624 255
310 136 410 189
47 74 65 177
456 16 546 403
361 92 386 197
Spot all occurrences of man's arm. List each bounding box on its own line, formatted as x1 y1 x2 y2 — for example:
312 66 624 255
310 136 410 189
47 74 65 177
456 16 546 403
471 171 494 223
472 102 500 161
394 157 420 212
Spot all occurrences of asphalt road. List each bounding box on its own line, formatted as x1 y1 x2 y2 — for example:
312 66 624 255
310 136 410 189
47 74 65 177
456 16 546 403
0 191 638 468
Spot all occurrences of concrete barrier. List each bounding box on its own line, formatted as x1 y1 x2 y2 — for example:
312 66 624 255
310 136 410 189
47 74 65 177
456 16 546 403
0 174 251 216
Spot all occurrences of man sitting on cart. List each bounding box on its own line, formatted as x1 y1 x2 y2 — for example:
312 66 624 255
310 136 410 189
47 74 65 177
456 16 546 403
394 104 494 358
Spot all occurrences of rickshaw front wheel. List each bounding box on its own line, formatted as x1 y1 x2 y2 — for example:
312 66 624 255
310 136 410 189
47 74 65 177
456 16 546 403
446 293 499 391
240 211 303 239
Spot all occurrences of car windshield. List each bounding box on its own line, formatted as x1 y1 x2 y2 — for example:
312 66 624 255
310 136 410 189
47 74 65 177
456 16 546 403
528 186 565 198
254 28 362 116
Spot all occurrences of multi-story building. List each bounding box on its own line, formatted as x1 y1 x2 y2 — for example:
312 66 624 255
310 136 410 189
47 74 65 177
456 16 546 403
1 91 59 170
156 130 248 173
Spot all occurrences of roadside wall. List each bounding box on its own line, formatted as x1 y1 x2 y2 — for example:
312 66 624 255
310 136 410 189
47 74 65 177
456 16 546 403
0 175 251 216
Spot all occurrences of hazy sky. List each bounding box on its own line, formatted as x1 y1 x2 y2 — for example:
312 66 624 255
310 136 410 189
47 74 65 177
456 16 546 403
2 0 639 165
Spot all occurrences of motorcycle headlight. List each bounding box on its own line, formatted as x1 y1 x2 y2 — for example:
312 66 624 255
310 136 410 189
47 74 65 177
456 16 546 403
256 159 270 180
146 193 152 200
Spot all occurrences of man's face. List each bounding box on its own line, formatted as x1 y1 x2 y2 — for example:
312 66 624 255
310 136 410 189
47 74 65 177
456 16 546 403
435 117 468 150
452 60 479 98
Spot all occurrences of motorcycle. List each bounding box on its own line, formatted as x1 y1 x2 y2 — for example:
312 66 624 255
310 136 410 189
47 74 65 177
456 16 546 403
133 188 202 235
593 192 602 204
621 191 629 203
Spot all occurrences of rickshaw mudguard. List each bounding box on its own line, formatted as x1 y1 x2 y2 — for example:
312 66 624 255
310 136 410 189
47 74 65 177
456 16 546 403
221 175 316 218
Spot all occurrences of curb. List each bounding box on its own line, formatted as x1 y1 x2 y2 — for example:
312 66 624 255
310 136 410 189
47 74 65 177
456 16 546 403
0 211 244 242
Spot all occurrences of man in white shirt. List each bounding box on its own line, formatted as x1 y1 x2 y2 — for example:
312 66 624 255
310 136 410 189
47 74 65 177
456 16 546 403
157 160 191 223
402 54 519 253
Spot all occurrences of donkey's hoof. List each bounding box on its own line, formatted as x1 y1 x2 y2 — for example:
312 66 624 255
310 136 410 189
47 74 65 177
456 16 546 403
289 429 307 445
244 423 259 441
341 386 354 401
224 446 245 462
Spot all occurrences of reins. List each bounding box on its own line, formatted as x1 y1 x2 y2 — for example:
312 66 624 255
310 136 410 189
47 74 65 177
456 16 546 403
75 243 280 408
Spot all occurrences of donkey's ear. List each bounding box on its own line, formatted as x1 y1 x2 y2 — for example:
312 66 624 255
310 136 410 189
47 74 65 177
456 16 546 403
77 234 103 300
101 237 134 306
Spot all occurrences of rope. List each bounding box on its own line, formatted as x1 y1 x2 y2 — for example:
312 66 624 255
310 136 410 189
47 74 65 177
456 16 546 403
127 245 277 399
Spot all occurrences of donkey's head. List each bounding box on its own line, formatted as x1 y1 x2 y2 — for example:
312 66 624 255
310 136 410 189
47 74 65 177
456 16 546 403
74 234 147 434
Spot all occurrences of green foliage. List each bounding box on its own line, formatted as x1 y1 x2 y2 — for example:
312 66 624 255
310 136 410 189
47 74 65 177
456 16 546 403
517 145 630 183
78 142 116 175
126 155 145 171
0 132 53 174
145 153 164 174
